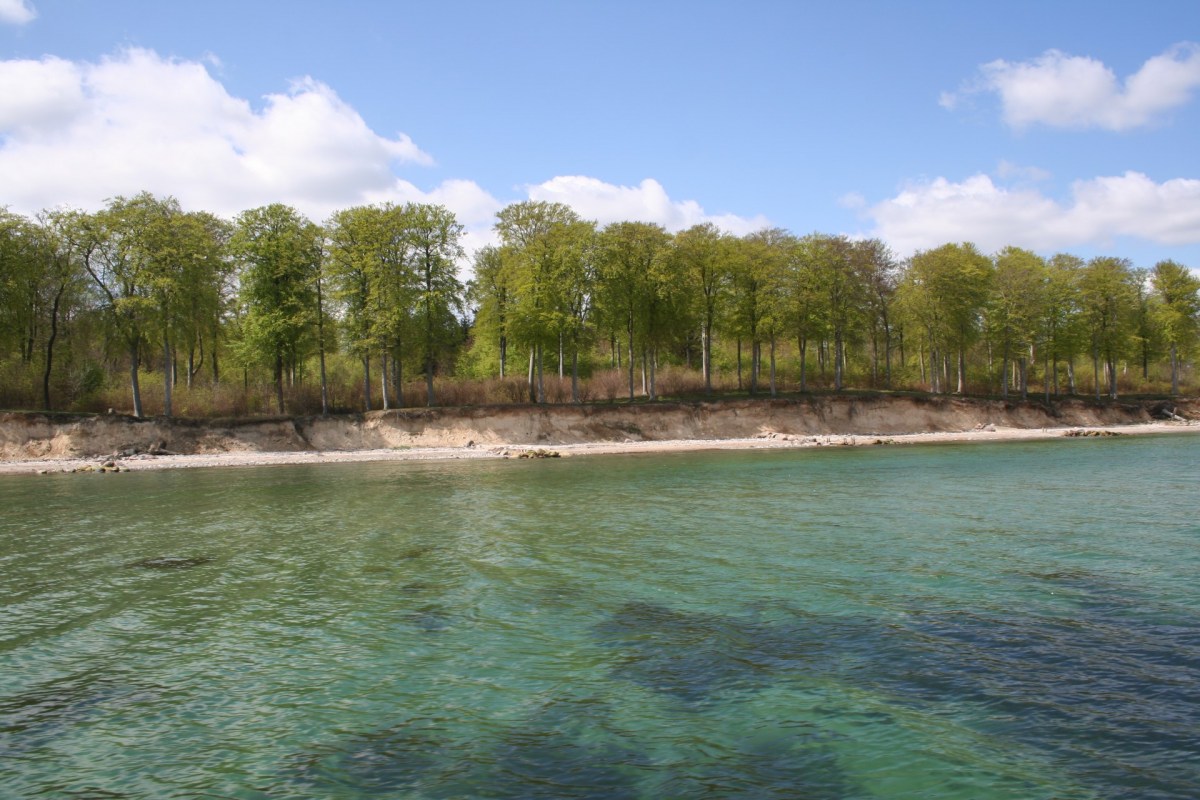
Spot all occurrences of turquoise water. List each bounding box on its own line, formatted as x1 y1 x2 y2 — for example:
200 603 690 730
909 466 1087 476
2 435 1199 799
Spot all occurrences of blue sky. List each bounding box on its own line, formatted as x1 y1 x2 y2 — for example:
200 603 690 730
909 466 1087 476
2 0 1199 268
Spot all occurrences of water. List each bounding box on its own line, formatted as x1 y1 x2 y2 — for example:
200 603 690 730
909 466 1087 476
2 434 1199 799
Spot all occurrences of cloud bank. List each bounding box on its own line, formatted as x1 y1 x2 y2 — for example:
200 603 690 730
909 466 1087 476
526 176 770 235
943 43 1200 131
864 171 1200 256
0 47 766 256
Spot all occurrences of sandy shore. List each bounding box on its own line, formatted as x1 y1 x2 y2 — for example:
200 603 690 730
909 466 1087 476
2 421 1196 475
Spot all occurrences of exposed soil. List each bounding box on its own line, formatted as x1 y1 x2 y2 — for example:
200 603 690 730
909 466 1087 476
1 394 1195 471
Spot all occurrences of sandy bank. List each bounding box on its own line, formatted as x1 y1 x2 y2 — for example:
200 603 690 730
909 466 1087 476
2 422 1197 475
1 395 1196 474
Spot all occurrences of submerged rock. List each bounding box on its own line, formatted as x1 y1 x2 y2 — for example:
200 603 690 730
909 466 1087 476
126 555 214 570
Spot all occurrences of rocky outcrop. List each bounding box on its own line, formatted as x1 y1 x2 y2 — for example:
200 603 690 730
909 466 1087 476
1 395 1195 461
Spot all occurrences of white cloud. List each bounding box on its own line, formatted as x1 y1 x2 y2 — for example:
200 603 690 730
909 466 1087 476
863 171 1200 256
995 160 1050 182
944 44 1200 131
525 175 770 235
0 47 770 267
0 0 36 25
0 48 447 223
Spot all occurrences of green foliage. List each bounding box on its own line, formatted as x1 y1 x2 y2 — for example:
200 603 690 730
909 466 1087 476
3 191 1200 414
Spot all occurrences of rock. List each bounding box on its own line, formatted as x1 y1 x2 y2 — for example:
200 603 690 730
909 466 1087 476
126 556 214 570
517 448 561 459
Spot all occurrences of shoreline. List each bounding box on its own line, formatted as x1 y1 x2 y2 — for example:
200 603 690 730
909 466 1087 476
3 421 1197 475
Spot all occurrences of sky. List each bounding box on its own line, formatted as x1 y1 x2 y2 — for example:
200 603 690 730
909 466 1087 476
2 0 1199 269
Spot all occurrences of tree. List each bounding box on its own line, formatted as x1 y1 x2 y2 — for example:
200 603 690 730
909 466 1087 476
1078 256 1137 399
988 247 1046 399
672 224 729 395
76 193 178 417
495 201 587 403
1041 254 1087 396
0 210 90 410
595 221 671 400
406 203 466 406
857 239 899 388
231 204 321 414
1150 260 1200 395
899 243 992 393
469 246 514 378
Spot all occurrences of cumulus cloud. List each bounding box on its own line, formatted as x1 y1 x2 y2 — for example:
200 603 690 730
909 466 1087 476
526 175 770 235
943 44 1200 131
863 171 1200 256
0 47 769 264
0 48 449 223
0 0 36 25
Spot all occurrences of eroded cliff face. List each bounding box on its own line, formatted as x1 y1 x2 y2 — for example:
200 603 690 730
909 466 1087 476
1 395 1194 460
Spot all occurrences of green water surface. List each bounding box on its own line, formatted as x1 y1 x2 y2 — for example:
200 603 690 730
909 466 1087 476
2 435 1199 798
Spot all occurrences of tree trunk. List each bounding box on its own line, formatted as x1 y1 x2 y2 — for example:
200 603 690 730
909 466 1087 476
528 348 536 403
834 331 844 391
395 344 404 409
649 346 657 401
316 280 329 415
1171 343 1180 395
627 321 636 401
362 354 372 411
749 341 758 396
1000 341 1010 399
956 347 966 394
536 342 545 404
799 335 808 392
130 342 143 418
42 282 64 411
769 338 777 397
1044 351 1052 404
426 351 435 407
736 338 743 391
381 352 390 410
499 334 507 379
273 353 285 415
163 337 173 418
702 319 712 395
571 340 580 404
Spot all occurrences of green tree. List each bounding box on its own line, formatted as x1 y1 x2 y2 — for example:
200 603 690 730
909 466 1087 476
231 204 322 414
406 203 466 406
495 201 587 403
1078 256 1137 399
468 245 514 378
672 223 729 395
856 239 899 388
76 193 181 417
899 243 992 393
1150 260 1200 395
595 221 672 400
1040 254 1087 395
988 247 1046 399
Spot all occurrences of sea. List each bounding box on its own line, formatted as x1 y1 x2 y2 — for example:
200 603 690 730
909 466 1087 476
1 433 1198 798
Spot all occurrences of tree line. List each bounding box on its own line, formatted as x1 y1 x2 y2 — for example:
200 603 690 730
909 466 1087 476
2 193 1198 417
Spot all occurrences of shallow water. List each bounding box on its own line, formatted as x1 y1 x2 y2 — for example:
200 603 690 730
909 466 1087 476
2 435 1199 798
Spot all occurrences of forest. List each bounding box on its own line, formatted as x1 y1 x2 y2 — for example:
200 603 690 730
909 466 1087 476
2 192 1198 418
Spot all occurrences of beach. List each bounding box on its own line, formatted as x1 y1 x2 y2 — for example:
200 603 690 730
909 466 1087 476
3 420 1196 474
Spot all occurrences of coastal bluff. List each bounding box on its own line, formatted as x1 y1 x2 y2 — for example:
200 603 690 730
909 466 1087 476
2 395 1194 461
